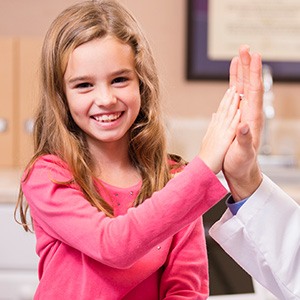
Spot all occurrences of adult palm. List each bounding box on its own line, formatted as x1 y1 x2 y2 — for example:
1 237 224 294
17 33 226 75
223 45 264 200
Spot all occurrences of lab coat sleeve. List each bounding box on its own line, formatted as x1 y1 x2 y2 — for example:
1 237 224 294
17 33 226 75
209 174 300 300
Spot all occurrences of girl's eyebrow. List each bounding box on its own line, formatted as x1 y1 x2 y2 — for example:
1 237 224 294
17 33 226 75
111 68 134 76
66 69 135 84
67 75 93 84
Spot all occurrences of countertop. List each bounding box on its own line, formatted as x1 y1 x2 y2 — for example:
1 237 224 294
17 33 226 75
262 167 300 204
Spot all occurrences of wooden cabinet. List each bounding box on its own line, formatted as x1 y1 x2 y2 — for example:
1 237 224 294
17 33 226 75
18 38 43 167
0 37 43 168
0 38 16 167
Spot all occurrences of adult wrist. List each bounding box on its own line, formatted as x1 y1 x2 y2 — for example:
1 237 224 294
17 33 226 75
225 166 263 202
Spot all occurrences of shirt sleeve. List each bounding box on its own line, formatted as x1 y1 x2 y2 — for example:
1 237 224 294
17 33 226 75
159 218 209 299
22 154 227 270
226 195 249 215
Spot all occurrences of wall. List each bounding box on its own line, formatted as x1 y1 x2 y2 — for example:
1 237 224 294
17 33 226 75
1 0 300 160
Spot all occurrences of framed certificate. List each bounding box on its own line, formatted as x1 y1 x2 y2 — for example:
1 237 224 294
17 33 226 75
187 0 300 81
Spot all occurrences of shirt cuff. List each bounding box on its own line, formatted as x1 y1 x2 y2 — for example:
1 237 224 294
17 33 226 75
226 195 249 215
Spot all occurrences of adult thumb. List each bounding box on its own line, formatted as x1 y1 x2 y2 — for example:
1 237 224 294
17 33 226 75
236 123 253 147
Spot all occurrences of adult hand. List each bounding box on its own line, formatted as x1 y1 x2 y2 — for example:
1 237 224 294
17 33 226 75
223 45 264 201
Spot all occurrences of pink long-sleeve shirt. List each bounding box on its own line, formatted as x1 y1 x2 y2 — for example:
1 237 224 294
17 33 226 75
22 155 227 299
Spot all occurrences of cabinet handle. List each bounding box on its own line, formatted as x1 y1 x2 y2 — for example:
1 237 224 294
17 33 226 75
24 119 34 134
0 118 8 132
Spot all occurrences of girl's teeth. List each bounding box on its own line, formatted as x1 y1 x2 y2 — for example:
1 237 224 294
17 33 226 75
94 113 121 122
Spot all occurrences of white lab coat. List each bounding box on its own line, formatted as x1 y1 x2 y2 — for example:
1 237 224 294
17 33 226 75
209 174 300 300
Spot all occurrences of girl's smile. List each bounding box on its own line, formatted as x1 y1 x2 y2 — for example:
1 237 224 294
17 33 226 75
91 112 122 123
90 111 124 130
64 36 141 149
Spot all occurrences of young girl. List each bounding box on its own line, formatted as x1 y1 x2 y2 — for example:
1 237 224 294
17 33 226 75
15 1 241 299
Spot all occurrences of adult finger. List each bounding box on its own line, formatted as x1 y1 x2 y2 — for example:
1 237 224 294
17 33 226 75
239 45 251 98
247 52 264 149
236 57 244 94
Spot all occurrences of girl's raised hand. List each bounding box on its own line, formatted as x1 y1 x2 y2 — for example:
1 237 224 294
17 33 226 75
198 86 240 174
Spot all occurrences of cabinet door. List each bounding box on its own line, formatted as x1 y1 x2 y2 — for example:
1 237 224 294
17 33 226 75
0 38 16 167
17 38 43 167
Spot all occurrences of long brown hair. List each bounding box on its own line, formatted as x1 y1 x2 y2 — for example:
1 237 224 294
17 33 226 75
15 0 186 231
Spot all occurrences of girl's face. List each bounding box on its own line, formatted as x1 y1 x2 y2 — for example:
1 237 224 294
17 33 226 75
64 36 141 150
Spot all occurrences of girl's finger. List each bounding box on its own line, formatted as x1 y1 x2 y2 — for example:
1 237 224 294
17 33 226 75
229 56 238 88
216 86 236 116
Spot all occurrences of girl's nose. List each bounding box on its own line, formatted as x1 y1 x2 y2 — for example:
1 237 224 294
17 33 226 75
94 87 117 107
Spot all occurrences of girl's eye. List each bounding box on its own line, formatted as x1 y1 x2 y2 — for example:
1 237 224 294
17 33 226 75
75 82 92 89
112 77 128 84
